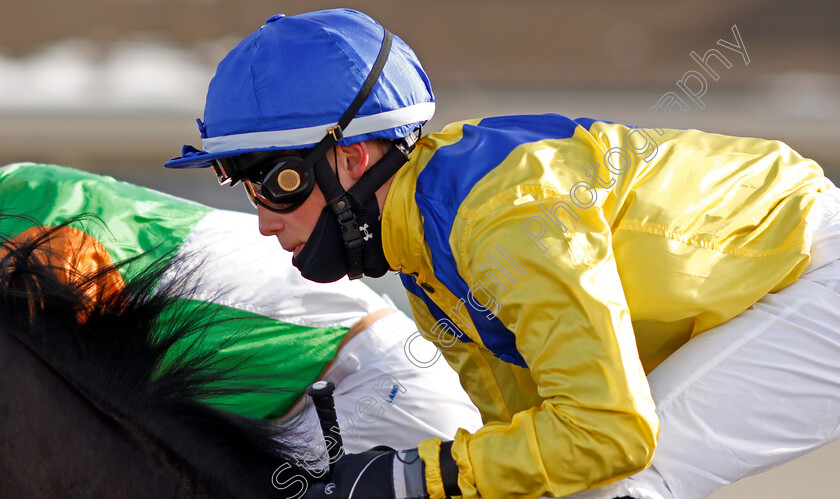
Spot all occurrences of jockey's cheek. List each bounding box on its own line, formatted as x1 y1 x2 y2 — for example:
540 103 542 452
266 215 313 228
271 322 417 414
257 184 326 254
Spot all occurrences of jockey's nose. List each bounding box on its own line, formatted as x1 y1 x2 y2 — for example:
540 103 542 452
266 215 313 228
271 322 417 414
257 206 285 236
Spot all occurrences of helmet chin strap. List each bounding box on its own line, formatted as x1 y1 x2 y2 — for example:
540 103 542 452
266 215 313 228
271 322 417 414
295 25 422 280
313 132 417 279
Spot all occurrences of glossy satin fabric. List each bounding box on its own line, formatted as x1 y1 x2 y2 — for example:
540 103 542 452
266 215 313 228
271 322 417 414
381 115 830 498
570 186 840 498
0 164 350 419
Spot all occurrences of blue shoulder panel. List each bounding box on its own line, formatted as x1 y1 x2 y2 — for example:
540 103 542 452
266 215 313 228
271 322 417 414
400 273 472 343
573 116 615 130
413 114 583 368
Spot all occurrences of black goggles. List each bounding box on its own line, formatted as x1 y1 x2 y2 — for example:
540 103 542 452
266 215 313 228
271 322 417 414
212 151 316 213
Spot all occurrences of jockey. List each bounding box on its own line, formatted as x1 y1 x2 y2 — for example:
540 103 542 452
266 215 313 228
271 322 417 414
0 162 482 462
165 9 840 499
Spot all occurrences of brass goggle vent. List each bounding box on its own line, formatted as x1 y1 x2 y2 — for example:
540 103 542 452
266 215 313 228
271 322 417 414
277 169 302 191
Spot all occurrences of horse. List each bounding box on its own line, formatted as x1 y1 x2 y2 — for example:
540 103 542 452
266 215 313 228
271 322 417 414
0 219 319 498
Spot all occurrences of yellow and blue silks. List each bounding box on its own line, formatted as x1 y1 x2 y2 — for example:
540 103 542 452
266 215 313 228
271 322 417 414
382 114 829 498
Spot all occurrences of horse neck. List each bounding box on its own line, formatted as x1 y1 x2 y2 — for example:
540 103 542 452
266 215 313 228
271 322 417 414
0 223 311 497
0 329 213 498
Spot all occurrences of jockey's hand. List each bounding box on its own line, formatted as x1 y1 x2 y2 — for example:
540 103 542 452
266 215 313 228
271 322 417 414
303 446 399 499
304 443 461 499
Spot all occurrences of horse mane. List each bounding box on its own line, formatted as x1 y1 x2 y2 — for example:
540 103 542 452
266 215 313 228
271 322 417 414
0 217 316 497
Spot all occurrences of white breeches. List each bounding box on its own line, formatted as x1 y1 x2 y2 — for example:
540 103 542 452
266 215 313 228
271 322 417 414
283 309 483 454
570 184 840 499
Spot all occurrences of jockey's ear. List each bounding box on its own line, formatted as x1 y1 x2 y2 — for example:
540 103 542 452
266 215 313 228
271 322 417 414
333 141 371 187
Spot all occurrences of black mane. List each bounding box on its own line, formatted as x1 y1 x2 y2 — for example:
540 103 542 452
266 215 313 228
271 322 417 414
0 218 315 497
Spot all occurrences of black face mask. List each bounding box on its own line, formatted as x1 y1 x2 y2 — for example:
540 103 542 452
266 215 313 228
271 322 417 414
291 195 390 283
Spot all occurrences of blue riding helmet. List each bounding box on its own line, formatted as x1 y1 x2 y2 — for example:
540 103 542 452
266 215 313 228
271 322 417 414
165 8 435 170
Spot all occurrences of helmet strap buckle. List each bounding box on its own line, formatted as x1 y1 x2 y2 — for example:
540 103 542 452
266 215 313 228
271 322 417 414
328 193 365 279
327 125 344 142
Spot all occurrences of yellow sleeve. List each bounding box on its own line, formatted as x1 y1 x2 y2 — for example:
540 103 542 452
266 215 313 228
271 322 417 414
442 186 659 498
